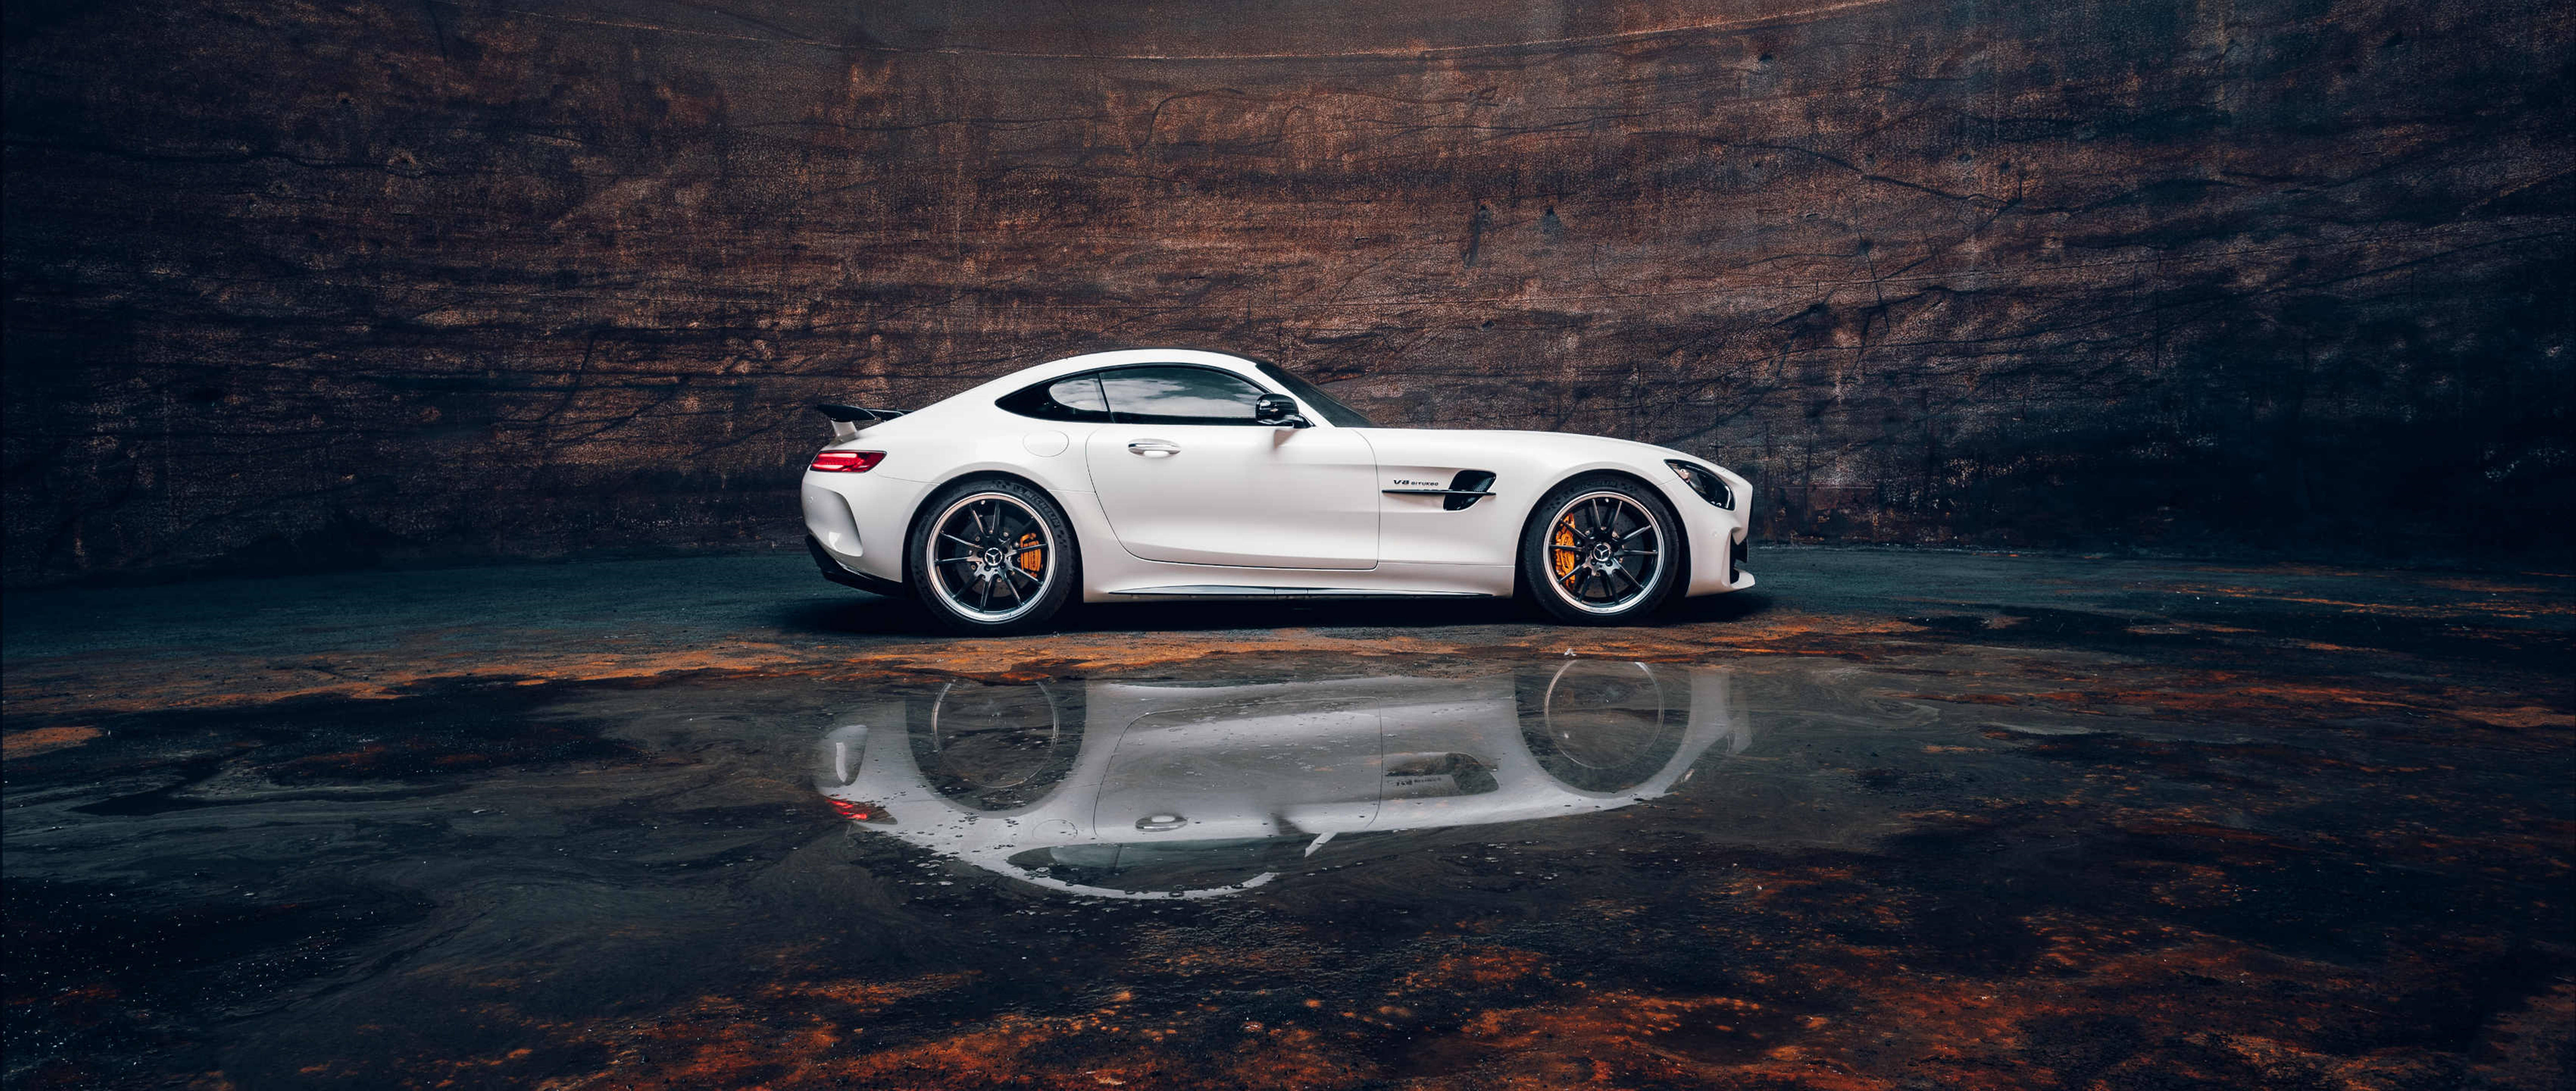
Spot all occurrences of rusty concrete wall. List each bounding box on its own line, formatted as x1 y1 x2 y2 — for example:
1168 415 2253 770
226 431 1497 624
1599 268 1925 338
5 0 2570 585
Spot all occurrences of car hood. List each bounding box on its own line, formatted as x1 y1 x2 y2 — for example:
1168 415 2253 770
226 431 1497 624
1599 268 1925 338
1360 427 1696 464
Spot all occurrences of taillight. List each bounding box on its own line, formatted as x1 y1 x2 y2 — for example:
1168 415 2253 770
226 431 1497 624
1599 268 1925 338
810 450 884 473
829 799 894 824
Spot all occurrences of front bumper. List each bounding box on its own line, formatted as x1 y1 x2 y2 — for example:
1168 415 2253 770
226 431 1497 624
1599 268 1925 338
1675 495 1755 597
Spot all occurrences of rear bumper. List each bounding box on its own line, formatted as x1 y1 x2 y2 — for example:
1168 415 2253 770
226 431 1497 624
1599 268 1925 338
803 471 932 585
806 534 908 597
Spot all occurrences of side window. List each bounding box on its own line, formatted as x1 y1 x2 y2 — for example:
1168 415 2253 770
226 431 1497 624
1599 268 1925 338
995 372 1112 422
1098 366 1268 425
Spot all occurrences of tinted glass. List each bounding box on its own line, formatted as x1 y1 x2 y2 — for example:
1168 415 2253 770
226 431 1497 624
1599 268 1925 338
994 372 1112 422
1254 362 1376 427
1099 367 1267 425
1048 376 1108 414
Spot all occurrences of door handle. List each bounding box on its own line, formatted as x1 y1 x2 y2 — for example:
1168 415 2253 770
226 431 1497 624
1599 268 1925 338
1126 439 1180 457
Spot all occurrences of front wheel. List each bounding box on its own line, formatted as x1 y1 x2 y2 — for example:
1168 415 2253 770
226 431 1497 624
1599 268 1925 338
906 478 1080 635
1518 475 1684 625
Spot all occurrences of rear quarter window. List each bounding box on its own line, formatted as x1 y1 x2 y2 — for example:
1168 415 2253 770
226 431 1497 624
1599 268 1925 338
995 373 1113 422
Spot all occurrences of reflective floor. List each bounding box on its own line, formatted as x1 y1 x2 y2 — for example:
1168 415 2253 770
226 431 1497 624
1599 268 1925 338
4 550 2571 1089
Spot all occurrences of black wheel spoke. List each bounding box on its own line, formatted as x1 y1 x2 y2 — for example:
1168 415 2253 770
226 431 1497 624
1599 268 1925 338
1545 492 1668 612
931 494 1060 619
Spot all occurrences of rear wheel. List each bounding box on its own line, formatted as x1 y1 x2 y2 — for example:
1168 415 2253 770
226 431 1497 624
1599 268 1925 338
1519 475 1683 625
907 478 1079 635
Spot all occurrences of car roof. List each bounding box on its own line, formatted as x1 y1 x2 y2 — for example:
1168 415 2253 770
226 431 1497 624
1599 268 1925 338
1008 348 1267 383
918 348 1288 423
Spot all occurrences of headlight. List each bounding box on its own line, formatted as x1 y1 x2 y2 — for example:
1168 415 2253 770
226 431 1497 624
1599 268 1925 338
1665 460 1734 509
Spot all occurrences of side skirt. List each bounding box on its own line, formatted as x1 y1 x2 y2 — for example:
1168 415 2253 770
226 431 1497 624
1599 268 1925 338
1106 585 1491 600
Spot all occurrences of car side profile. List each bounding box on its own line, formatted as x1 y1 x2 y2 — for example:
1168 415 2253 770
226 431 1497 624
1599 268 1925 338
800 348 1754 633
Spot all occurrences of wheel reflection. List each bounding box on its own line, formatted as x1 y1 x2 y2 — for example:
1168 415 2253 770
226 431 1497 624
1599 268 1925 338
908 681 1081 811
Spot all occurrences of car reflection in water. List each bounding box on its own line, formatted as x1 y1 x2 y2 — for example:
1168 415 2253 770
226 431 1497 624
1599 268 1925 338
814 662 1750 899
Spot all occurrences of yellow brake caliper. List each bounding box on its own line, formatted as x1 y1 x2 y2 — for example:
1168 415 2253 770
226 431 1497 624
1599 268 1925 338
1015 532 1043 574
1551 518 1579 582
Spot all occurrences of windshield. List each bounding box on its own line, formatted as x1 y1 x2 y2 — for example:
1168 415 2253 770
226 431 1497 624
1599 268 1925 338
1255 362 1377 428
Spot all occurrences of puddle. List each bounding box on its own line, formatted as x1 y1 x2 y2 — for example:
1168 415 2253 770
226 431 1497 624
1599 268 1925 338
4 654 2566 1089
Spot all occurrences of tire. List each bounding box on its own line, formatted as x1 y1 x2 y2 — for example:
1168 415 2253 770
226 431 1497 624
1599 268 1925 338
1518 473 1685 625
906 477 1080 635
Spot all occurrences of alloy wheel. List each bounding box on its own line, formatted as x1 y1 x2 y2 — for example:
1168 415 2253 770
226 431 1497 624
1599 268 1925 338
1543 491 1666 615
924 492 1057 623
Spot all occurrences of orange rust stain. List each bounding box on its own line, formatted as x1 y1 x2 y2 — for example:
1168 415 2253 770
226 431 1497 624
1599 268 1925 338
2470 980 2576 1087
1901 668 2568 740
302 918 2576 1091
0 607 1910 720
1391 947 1554 993
1 725 100 758
2463 706 2576 729
2415 576 2567 594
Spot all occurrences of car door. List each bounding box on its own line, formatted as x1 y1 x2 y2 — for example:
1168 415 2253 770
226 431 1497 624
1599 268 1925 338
1082 365 1379 570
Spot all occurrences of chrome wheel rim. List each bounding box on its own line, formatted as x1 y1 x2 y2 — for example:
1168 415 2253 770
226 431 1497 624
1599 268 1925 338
1543 491 1665 615
925 492 1056 623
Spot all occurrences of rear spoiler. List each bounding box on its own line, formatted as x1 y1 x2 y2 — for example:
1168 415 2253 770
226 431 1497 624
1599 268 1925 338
814 403 910 442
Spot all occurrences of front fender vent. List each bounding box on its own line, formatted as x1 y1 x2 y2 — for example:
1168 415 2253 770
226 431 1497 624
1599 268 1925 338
1383 470 1497 511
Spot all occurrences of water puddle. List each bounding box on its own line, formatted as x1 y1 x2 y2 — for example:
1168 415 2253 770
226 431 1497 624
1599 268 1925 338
7 652 2564 1089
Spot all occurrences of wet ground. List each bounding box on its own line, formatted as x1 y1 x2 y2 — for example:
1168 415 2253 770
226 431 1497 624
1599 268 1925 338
4 547 2571 1090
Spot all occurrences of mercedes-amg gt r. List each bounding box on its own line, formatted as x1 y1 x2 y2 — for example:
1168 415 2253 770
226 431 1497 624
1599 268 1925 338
800 348 1754 633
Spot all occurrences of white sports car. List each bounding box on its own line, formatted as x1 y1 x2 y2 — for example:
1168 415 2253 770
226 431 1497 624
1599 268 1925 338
800 348 1755 633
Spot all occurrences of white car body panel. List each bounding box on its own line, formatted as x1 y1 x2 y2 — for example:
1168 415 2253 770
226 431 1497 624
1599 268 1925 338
799 347 1755 605
1083 421 1380 570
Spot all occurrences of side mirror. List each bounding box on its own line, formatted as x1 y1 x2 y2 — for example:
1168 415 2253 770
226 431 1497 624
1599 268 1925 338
1253 394 1311 428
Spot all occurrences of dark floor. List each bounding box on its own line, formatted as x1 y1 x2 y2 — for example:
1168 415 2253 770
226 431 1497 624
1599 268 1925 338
4 548 2571 1090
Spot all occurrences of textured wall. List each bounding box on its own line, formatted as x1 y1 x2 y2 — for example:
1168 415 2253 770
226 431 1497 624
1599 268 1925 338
4 0 2569 585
